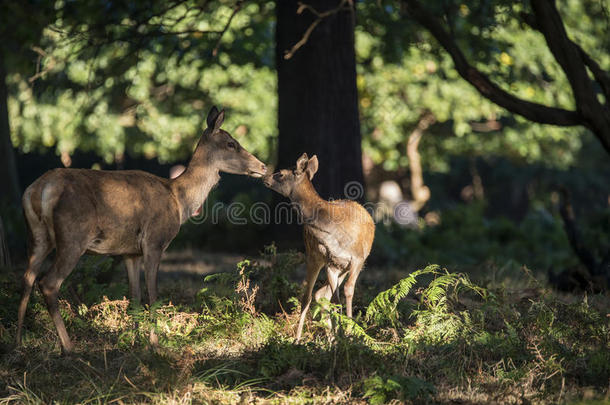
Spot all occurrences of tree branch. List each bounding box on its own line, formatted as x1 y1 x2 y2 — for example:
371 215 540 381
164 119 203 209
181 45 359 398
284 0 353 60
520 10 610 104
402 0 582 128
530 0 610 151
45 0 228 63
575 44 610 104
530 0 596 107
212 0 244 57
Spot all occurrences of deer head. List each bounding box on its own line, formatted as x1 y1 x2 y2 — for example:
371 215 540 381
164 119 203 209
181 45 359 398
263 152 318 197
198 106 267 177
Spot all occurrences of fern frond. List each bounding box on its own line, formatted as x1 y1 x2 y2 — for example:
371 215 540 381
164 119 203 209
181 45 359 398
365 264 439 326
423 272 459 308
204 273 231 284
331 311 380 348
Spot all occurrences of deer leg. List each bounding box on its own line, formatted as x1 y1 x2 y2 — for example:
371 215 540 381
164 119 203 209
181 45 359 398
142 248 163 347
39 247 84 354
143 251 162 307
296 258 323 342
343 260 364 319
124 256 142 304
314 270 347 304
314 266 343 334
16 242 51 346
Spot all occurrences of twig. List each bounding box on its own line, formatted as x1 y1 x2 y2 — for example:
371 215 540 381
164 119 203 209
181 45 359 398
284 0 353 60
124 375 138 389
284 19 322 60
28 47 55 84
213 1 244 57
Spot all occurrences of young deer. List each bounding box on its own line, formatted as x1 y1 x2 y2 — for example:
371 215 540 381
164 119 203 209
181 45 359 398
263 153 375 341
17 106 267 353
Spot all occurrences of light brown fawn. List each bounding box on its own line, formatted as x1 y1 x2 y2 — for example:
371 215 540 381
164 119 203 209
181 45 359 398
263 153 375 341
17 107 267 353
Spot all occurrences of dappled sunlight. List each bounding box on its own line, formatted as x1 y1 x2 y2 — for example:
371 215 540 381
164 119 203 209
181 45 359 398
1 247 608 403
1 0 609 402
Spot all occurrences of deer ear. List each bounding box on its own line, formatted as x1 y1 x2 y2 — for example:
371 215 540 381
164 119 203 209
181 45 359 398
306 155 318 180
206 106 219 128
295 153 309 174
212 109 225 132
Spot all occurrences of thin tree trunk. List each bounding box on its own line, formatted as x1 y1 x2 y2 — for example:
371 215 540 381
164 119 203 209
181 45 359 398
555 188 609 290
276 0 364 201
407 112 435 211
558 188 600 277
469 157 484 201
0 54 21 206
0 217 10 268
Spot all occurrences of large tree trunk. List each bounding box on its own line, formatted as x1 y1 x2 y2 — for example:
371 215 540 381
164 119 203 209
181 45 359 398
0 55 21 206
275 0 364 201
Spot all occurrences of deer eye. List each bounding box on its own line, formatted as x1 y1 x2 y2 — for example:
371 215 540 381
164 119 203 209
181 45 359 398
227 141 236 149
274 173 283 180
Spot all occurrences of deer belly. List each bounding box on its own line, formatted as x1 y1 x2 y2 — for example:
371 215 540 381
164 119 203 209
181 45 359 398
86 226 143 255
306 231 352 269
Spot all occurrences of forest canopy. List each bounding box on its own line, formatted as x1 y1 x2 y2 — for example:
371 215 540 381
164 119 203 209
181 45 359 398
5 0 608 170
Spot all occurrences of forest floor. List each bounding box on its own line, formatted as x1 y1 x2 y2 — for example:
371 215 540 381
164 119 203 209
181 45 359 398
0 246 608 404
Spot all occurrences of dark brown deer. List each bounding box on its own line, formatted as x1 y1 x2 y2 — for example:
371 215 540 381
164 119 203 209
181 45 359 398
263 153 375 341
17 107 267 353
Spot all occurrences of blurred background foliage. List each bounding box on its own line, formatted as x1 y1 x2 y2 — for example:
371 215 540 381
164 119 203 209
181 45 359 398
8 1 277 164
357 0 608 172
8 0 608 169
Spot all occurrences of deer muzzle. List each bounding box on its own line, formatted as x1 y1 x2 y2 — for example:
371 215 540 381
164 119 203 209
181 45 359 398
247 159 267 178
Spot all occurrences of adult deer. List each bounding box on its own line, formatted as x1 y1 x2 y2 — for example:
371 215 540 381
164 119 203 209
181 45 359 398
263 153 375 341
17 107 267 353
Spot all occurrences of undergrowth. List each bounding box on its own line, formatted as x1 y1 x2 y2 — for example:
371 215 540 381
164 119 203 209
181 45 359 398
0 245 608 404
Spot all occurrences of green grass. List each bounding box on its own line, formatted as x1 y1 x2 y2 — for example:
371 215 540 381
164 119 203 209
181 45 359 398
0 245 608 404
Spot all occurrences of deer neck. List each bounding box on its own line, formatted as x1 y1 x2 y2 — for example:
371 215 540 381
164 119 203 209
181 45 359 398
290 178 326 223
171 145 220 223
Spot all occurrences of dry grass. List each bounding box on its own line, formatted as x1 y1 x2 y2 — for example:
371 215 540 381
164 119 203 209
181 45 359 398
0 249 608 404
